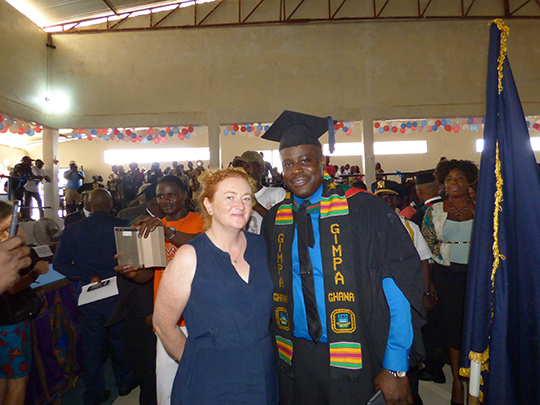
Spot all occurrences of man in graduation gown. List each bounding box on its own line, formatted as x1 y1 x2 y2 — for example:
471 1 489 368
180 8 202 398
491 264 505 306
261 111 425 405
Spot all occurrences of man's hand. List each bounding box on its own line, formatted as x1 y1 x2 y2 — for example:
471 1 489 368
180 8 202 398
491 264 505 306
132 216 165 239
34 261 50 275
90 276 102 284
0 235 31 294
114 263 140 279
374 369 413 405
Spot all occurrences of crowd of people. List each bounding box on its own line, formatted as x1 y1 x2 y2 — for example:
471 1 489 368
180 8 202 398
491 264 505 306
0 111 482 405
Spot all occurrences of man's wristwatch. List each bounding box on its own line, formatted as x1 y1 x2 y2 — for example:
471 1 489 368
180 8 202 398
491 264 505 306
384 368 407 378
165 226 177 240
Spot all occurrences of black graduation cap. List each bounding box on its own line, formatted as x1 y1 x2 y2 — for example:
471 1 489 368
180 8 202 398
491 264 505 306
262 110 336 152
415 170 436 185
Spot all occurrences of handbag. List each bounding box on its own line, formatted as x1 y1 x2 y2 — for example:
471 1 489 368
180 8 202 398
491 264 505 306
0 288 44 326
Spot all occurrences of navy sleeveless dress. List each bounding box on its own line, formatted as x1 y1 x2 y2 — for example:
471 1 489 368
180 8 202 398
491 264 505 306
170 232 278 405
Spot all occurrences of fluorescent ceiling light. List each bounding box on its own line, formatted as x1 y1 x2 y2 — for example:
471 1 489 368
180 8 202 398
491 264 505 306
477 137 540 152
104 148 210 165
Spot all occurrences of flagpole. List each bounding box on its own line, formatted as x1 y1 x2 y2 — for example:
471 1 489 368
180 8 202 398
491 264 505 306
468 360 481 404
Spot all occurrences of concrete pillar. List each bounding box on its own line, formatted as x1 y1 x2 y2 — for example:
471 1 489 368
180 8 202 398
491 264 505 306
206 111 221 169
362 116 376 188
42 127 60 226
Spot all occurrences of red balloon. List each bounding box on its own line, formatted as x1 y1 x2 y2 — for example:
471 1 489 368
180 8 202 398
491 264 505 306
178 134 185 141
232 125 239 132
113 128 120 135
453 126 460 133
148 128 154 135
153 137 160 144
383 125 389 131
241 126 246 132
126 129 132 135
160 136 167 143
182 128 188 135
18 127 25 134
34 127 42 133
374 122 380 129
391 126 398 133
435 120 441 126
78 129 85 133
534 123 540 130
87 135 93 140
0 127 8 133
399 128 406 134
188 126 194 133
0 116 3 123
339 122 345 128
334 123 340 130
166 127 171 133
444 125 452 132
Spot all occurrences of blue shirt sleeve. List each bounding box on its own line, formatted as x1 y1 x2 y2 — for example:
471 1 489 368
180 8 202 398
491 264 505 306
382 278 413 372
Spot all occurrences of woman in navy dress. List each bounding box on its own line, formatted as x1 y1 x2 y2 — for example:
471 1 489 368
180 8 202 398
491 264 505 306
153 167 278 405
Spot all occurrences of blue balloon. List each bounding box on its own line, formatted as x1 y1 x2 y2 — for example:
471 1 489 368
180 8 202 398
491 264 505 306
471 124 479 132
432 125 438 131
246 126 252 132
185 134 190 139
264 125 269 131
147 135 152 140
378 128 384 134
27 130 34 136
413 122 418 127
91 129 97 135
400 123 406 129
421 120 427 127
526 120 531 128
482 117 486 124
173 126 180 134
160 130 166 137
257 125 262 131
406 122 412 128
104 135 110 141
167 131 173 137
231 131 236 135
131 133 137 139
77 134 82 139
142 138 149 145
343 127 349 132
467 117 474 125
223 130 229 135
118 133 124 139
71 134 77 139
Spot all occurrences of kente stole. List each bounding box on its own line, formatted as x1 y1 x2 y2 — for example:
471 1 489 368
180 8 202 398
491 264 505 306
271 174 365 379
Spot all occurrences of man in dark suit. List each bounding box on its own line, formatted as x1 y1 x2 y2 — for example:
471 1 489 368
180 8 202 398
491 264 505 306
54 189 136 405
108 182 163 405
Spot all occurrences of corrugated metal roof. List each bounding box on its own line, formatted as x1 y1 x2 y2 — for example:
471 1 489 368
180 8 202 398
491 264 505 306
5 0 185 27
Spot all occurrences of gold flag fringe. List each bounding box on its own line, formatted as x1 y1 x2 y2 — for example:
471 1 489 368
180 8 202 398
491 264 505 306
488 19 509 94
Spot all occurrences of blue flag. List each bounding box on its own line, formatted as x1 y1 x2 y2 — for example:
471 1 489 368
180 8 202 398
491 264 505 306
460 20 540 404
